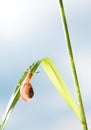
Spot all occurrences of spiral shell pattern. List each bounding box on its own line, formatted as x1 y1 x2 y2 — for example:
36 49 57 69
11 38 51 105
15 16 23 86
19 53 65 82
20 72 34 102
20 83 34 102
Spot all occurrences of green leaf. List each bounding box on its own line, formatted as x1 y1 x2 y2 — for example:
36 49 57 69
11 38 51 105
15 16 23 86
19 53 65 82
1 61 41 129
0 69 29 129
1 57 81 129
41 58 81 120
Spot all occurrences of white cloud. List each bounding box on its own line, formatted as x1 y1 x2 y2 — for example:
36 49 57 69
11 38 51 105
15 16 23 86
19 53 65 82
0 0 90 42
0 0 40 39
0 0 57 40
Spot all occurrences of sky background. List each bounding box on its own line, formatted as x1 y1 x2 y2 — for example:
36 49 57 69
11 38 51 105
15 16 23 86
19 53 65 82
0 0 91 130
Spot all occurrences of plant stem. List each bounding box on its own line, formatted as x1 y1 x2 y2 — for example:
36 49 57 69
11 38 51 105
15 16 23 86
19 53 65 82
58 0 88 130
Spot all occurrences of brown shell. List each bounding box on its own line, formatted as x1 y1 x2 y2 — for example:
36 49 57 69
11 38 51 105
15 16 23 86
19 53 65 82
20 83 34 102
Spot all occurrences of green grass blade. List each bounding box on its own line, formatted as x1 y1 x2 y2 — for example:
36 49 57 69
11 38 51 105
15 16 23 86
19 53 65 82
1 60 41 129
1 58 81 129
41 58 81 120
1 71 28 129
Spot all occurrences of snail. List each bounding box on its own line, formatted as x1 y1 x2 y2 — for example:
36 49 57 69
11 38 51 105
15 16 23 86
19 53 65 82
20 72 34 102
20 83 34 102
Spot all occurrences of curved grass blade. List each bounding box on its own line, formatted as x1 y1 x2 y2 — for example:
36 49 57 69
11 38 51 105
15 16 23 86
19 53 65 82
41 58 81 120
1 58 81 129
1 60 41 130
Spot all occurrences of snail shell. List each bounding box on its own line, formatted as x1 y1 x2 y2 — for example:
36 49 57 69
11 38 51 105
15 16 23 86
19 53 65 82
20 83 34 102
24 72 33 83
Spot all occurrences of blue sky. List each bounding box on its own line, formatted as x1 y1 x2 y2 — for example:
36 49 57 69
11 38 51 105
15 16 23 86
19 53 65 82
0 0 91 130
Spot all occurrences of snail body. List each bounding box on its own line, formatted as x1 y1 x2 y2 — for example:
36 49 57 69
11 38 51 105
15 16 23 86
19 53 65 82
20 72 34 102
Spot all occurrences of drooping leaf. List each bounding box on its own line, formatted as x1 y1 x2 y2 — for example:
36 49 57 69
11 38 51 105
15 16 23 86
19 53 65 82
1 57 81 129
41 58 81 120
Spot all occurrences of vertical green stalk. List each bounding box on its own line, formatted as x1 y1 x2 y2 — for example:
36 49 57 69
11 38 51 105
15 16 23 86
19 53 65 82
58 0 88 130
